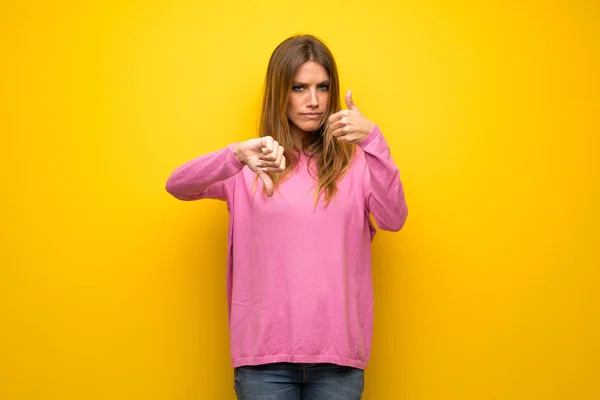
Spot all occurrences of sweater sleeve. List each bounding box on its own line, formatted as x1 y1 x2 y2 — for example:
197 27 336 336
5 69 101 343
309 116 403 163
359 125 408 232
165 144 245 202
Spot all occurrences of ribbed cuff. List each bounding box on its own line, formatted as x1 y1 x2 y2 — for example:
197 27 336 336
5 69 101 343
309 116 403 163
357 124 380 148
226 143 246 168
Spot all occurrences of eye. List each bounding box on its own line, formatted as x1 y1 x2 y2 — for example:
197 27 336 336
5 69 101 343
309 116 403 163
292 85 304 92
318 84 330 91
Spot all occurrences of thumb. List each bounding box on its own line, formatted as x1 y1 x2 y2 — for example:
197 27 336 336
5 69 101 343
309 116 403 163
345 89 359 111
257 172 274 197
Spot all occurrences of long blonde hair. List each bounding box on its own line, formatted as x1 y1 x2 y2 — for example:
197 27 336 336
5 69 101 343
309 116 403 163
259 34 355 205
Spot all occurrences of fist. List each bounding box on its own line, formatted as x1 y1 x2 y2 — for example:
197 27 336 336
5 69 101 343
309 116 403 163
328 90 376 144
234 136 286 196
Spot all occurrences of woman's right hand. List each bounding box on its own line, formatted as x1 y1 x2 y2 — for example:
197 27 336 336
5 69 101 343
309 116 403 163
233 136 286 197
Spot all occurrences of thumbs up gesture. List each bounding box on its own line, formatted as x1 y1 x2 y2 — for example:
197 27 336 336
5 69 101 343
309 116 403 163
328 90 376 144
234 136 286 197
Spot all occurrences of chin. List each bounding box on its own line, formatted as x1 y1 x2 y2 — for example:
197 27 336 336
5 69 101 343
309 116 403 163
296 121 322 133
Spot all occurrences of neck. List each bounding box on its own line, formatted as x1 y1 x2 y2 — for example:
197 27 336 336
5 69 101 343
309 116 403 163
291 128 307 153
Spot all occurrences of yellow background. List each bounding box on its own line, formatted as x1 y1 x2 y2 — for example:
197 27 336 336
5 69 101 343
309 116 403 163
1 0 598 399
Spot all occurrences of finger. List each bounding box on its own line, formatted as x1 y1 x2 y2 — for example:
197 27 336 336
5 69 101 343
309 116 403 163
260 166 284 174
257 157 282 168
260 136 274 155
328 110 349 123
262 140 279 161
329 119 348 131
257 160 277 168
345 89 359 111
275 146 285 165
257 172 274 197
280 155 286 170
260 146 286 169
336 134 353 143
332 126 349 138
270 141 281 161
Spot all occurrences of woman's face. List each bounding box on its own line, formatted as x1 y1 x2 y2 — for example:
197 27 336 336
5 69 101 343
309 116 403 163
287 61 330 135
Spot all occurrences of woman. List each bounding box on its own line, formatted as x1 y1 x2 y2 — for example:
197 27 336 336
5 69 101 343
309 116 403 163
166 34 408 400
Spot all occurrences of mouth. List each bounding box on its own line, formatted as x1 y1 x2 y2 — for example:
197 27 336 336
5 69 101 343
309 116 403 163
301 113 323 119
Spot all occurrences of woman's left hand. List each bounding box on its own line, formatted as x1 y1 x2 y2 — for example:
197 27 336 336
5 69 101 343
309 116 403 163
329 90 376 144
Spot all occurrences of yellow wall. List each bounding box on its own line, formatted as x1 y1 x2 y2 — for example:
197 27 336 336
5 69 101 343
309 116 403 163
1 1 598 399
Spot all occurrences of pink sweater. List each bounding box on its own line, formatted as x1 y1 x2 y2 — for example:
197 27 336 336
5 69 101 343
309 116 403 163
166 125 407 369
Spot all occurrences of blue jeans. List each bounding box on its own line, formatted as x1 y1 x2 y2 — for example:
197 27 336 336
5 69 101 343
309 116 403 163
233 362 364 399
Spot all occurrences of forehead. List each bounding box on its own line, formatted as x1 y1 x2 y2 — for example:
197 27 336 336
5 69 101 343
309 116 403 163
293 61 329 82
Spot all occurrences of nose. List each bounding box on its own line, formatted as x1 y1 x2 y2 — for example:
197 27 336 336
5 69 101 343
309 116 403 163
307 89 318 108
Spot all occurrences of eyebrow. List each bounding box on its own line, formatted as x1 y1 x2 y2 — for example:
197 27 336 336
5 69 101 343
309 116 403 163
292 80 330 86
